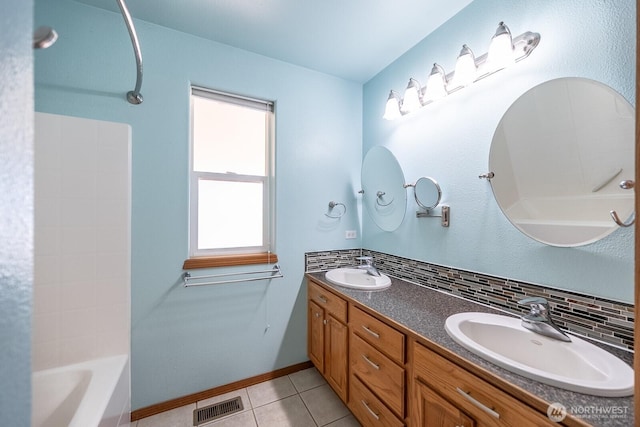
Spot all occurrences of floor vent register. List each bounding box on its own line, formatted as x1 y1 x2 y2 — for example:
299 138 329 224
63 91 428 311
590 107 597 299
193 396 244 425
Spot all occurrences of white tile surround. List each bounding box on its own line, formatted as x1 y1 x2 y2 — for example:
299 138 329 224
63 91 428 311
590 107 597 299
33 112 131 370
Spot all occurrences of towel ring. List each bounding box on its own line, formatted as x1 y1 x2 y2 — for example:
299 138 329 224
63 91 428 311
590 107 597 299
610 210 635 227
610 179 635 227
325 201 346 218
376 191 394 207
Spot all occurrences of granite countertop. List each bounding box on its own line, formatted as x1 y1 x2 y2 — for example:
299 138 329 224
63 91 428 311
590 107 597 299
306 272 634 427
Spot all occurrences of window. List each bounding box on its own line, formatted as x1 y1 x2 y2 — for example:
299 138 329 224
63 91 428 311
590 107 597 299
186 87 275 267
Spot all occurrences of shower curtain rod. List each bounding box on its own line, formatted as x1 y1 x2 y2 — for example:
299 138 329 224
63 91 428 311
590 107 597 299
116 0 143 104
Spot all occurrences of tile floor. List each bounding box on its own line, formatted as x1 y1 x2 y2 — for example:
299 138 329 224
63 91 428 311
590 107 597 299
134 367 362 427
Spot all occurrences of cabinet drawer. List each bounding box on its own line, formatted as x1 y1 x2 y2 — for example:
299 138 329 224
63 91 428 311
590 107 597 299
350 305 405 364
349 375 404 427
413 342 553 426
308 280 347 323
351 333 405 417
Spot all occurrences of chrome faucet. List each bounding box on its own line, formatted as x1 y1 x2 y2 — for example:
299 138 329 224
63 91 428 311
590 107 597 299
356 256 381 277
518 297 571 342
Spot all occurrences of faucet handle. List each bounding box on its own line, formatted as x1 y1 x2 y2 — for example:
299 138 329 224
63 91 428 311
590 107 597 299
356 256 373 264
518 296 549 321
517 296 548 306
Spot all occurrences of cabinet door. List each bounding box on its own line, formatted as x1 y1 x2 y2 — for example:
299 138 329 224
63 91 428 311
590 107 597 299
416 380 475 427
308 300 325 371
326 315 348 401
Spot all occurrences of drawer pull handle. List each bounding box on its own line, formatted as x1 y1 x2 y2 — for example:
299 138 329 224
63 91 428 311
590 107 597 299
318 295 328 303
361 400 380 420
456 387 500 419
362 325 380 339
362 354 380 370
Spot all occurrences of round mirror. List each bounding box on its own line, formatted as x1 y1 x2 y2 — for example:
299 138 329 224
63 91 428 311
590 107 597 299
414 177 442 210
489 77 635 247
361 146 407 231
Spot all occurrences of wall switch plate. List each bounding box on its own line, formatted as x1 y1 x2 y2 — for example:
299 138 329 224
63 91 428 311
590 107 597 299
345 230 357 239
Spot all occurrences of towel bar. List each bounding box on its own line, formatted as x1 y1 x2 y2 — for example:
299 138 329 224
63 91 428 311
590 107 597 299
183 264 283 287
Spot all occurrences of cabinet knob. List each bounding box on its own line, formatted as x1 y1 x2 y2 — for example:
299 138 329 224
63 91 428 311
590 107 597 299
323 319 327 325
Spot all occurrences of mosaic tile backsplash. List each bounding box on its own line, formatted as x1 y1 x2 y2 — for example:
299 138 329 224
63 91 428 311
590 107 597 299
305 249 634 351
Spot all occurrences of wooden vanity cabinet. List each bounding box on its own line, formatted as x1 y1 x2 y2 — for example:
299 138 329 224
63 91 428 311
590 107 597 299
411 341 556 427
307 279 348 401
307 276 569 427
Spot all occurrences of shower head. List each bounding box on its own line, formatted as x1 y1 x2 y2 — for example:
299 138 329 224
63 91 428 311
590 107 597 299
33 26 58 49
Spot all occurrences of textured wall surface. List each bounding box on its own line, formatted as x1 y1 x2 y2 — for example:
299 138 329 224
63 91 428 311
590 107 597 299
363 0 636 302
0 0 34 425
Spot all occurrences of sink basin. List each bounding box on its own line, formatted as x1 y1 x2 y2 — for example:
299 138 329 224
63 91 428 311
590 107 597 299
445 312 633 397
324 268 391 290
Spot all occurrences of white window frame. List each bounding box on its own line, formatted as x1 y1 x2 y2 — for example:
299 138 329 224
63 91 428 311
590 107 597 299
189 86 275 258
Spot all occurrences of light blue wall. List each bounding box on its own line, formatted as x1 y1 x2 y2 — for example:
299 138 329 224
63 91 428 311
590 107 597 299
0 0 33 425
363 0 636 303
35 0 362 409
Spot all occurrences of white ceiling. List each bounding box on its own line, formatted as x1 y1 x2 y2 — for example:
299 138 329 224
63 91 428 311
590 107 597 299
73 0 473 83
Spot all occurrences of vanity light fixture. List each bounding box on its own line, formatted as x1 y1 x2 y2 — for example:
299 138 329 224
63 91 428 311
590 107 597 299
383 21 540 120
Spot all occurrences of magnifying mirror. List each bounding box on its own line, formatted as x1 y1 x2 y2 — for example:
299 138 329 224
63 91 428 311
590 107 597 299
413 177 442 210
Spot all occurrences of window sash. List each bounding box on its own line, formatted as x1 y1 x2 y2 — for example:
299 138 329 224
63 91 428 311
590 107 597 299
189 88 275 258
191 173 270 256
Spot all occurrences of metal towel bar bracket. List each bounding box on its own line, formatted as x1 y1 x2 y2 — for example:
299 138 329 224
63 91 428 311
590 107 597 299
183 264 283 287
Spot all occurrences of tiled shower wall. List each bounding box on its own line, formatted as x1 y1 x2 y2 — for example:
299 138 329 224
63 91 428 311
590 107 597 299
33 113 131 370
305 249 634 351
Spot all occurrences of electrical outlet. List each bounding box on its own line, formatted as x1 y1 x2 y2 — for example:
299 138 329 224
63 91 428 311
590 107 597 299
345 230 357 239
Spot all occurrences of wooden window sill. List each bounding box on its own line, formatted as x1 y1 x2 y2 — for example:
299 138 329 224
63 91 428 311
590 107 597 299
183 252 279 270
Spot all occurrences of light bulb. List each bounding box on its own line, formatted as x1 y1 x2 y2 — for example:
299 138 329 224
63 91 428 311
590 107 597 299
451 45 477 89
424 64 447 102
400 78 422 113
487 21 515 72
383 90 402 120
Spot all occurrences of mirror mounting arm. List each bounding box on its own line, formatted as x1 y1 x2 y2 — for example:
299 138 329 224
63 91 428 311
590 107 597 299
416 205 450 227
478 172 495 180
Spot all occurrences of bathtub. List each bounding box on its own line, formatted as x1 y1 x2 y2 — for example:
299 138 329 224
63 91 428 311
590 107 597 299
32 355 130 427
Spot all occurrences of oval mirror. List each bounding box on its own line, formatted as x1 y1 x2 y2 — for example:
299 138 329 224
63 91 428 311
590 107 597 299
489 77 635 247
414 177 442 210
361 146 407 231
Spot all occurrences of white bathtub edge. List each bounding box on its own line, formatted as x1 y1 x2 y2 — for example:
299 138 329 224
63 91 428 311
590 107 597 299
68 355 129 427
